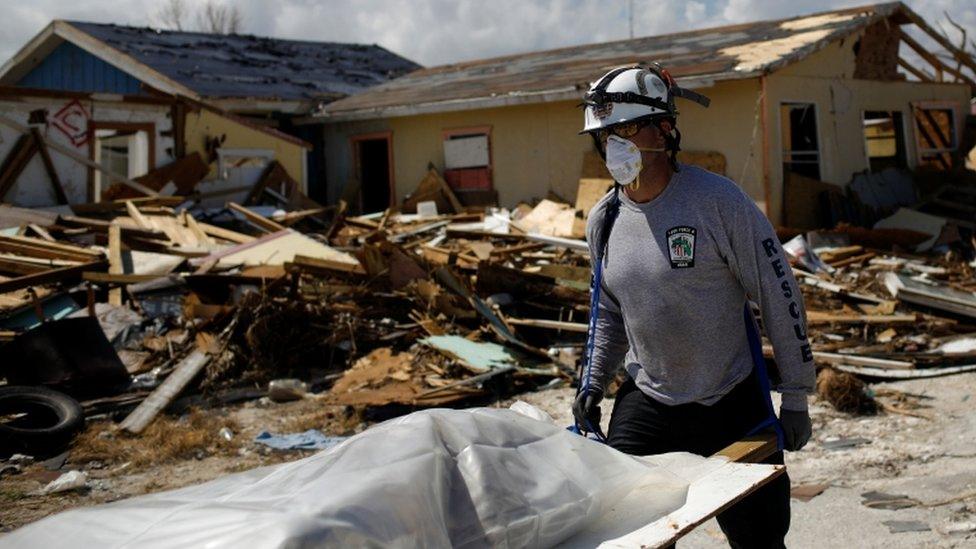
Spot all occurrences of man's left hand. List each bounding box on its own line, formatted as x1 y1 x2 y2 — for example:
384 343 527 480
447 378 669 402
779 408 812 451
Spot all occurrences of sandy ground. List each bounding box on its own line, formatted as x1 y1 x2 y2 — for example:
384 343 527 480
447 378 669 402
2 373 975 547
513 373 976 548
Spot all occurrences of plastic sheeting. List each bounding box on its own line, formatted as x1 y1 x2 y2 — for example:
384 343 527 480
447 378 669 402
1 404 689 548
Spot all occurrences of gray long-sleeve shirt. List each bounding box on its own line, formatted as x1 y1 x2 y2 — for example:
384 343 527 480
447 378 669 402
585 165 815 411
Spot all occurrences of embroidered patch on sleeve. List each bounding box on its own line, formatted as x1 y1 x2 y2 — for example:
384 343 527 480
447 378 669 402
666 226 697 268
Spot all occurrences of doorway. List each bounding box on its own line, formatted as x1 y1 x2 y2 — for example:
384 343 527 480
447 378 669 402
352 132 393 214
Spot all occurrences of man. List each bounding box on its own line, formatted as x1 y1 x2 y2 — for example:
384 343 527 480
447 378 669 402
572 64 816 548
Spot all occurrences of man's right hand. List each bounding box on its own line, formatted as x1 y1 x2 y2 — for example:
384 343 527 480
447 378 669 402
572 389 605 436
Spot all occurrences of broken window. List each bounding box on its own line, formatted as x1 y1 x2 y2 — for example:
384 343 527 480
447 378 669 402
92 123 153 199
780 103 821 180
912 103 957 170
862 111 907 172
442 127 492 195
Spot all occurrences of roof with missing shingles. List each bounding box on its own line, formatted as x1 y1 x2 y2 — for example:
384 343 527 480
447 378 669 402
318 2 910 120
66 21 421 102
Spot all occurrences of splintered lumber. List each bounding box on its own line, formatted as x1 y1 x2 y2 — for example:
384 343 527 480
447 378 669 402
182 211 215 247
793 268 888 305
0 259 108 294
125 201 154 230
227 202 286 233
0 113 158 197
526 232 588 251
119 349 210 434
108 223 123 306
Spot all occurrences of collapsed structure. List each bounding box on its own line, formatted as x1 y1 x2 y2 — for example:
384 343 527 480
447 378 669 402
0 1 975 543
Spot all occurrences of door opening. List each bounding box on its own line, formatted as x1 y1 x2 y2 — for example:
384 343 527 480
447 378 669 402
354 135 392 214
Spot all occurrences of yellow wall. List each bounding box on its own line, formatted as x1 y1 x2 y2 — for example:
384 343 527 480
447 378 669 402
184 108 307 188
321 34 970 224
323 78 764 209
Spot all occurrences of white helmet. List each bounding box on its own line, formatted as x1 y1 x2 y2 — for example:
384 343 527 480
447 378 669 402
580 64 710 134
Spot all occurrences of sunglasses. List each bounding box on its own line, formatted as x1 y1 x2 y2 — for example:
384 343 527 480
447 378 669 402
595 120 650 142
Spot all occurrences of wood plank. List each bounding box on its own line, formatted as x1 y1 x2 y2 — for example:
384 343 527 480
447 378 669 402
27 224 55 242
0 238 98 262
227 202 286 233
0 256 48 275
30 127 68 205
119 349 210 434
0 259 108 293
196 221 255 244
108 223 122 306
813 351 914 370
182 211 215 247
714 432 779 463
125 201 155 231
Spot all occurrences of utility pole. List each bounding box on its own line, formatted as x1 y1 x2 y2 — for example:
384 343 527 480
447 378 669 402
629 0 634 39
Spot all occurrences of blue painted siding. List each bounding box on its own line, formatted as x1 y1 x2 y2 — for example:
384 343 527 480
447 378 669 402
18 41 144 94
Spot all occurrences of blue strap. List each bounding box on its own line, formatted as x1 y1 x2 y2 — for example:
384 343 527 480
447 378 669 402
742 304 785 451
570 187 621 443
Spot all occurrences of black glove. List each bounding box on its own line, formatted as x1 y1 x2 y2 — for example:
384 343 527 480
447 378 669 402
572 389 605 437
779 408 812 451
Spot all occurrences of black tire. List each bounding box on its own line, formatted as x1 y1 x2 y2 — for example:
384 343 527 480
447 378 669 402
0 386 84 458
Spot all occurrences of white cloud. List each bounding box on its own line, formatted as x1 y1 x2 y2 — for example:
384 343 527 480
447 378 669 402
0 0 973 71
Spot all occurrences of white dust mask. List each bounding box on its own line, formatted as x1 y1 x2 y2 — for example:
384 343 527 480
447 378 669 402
604 134 664 186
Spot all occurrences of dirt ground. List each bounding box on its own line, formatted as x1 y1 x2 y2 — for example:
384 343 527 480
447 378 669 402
2 372 975 547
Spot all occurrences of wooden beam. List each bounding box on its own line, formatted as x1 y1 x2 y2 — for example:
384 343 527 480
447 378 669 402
182 211 215 246
506 317 588 332
125 200 155 230
107 223 122 306
0 133 38 200
901 10 976 76
897 29 946 81
119 349 210 434
898 57 934 82
0 259 108 294
30 127 68 205
57 215 168 240
0 113 158 197
227 202 286 233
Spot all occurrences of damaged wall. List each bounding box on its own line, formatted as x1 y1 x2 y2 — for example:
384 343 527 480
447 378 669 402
0 95 173 206
183 108 309 192
765 37 970 223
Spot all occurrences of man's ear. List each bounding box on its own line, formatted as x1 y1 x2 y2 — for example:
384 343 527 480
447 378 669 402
657 119 673 133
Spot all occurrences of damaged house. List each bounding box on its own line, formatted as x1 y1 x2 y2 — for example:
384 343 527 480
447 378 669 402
311 2 974 225
0 20 420 204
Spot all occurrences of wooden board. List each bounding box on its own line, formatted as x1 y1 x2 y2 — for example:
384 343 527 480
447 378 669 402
119 349 210 434
593 461 784 548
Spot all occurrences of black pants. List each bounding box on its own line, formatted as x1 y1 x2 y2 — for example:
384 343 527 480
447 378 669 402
607 372 790 549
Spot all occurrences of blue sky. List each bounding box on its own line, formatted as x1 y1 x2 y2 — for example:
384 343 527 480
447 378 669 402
1 0 974 68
